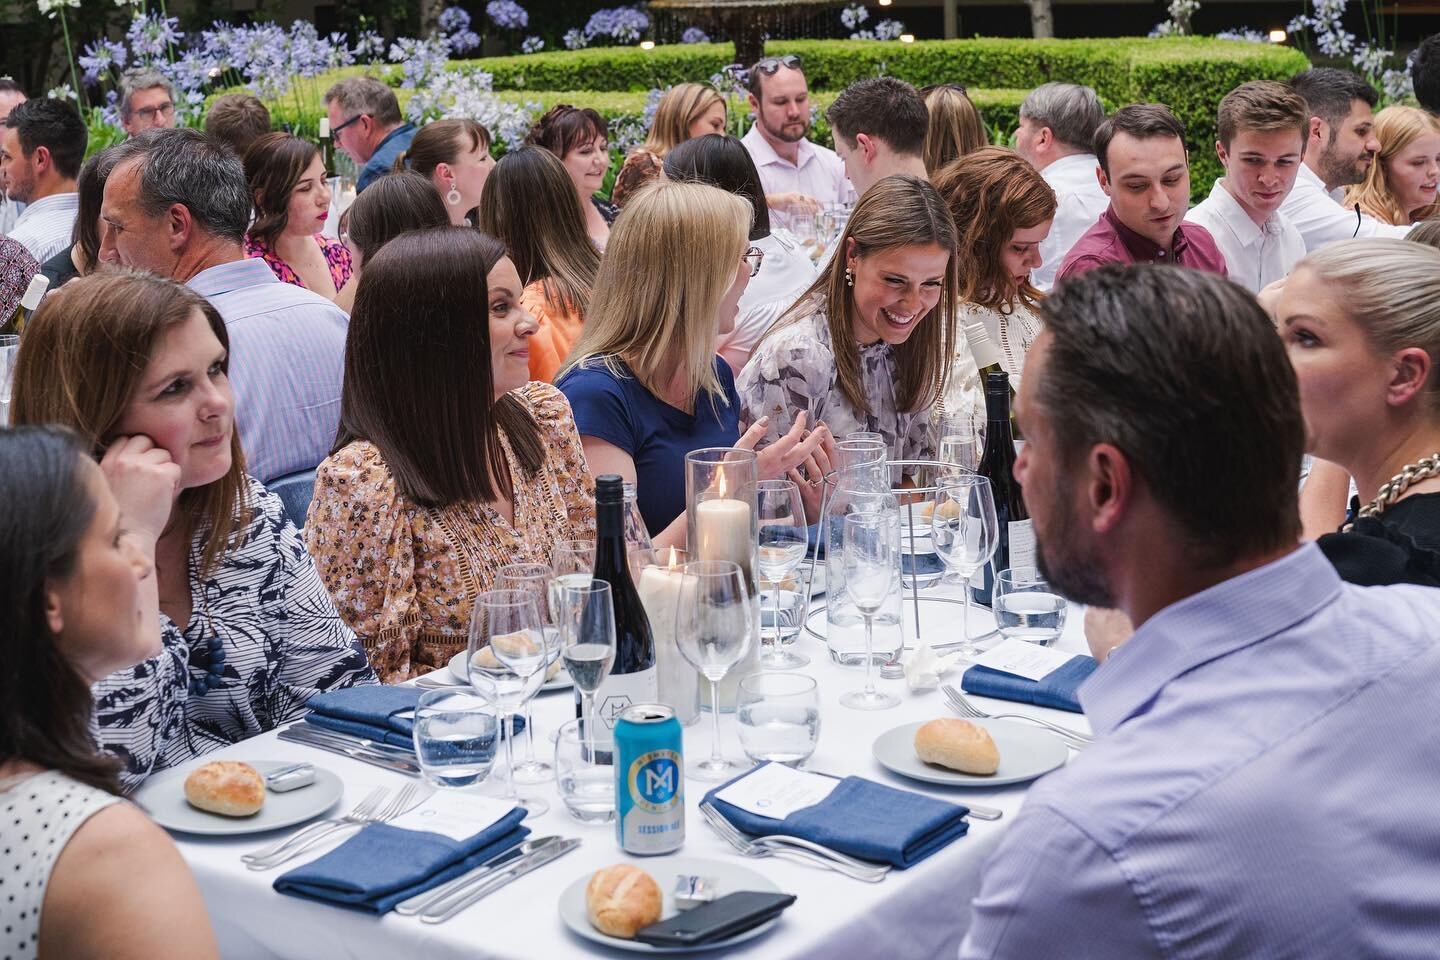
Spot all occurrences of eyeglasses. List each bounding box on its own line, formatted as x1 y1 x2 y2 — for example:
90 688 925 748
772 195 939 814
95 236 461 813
743 246 765 277
133 101 175 123
754 55 802 77
332 113 366 138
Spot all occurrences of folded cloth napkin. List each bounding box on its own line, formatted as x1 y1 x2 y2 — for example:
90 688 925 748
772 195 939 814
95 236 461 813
960 654 1098 714
273 810 529 914
704 766 968 868
305 685 523 747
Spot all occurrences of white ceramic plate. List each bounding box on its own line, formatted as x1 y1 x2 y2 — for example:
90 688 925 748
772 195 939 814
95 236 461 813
872 719 1069 788
557 857 784 954
132 759 344 836
447 650 573 692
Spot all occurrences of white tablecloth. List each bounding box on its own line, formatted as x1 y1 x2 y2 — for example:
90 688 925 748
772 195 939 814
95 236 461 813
170 583 1091 959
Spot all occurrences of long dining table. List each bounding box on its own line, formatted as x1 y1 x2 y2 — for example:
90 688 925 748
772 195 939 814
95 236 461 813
163 576 1092 959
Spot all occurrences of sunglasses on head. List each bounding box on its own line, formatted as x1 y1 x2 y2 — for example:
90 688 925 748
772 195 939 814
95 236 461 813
754 55 803 76
918 83 969 97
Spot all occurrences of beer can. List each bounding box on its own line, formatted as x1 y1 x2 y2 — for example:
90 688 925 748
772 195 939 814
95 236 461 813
615 703 684 855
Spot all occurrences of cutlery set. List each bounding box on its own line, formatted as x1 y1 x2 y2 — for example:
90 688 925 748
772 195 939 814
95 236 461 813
941 684 1094 749
699 802 890 883
277 722 424 775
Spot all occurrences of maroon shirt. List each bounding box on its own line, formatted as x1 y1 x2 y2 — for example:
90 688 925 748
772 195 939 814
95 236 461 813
1057 205 1228 282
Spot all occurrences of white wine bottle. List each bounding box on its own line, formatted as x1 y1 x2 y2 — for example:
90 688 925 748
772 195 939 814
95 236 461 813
2 274 49 337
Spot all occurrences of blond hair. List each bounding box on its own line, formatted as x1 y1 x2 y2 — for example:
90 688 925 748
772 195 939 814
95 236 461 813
642 83 725 157
1344 105 1440 224
562 180 750 411
922 85 989 175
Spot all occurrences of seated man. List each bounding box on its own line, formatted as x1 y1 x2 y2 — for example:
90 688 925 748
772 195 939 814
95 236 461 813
1057 104 1226 281
961 263 1440 958
323 76 415 194
825 76 929 198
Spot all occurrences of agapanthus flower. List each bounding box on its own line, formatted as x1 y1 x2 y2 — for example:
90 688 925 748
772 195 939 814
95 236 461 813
390 35 451 90
584 6 649 45
521 35 545 53
563 28 589 50
681 27 710 44
487 0 530 30
873 19 905 40
840 4 868 30
439 7 472 33
1216 28 1266 43
78 39 128 85
351 30 388 63
125 12 184 62
35 0 80 20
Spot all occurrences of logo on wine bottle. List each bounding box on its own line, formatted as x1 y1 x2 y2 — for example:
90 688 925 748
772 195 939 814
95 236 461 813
597 693 636 728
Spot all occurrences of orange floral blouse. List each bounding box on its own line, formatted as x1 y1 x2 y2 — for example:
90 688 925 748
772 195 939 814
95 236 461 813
304 383 596 682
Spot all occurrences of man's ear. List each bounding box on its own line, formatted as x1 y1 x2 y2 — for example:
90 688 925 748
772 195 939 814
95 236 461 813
855 132 877 164
1087 443 1132 536
166 202 195 253
1097 164 1112 197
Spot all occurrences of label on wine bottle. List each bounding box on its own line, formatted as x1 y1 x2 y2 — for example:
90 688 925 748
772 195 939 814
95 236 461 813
594 666 659 733
1008 519 1036 569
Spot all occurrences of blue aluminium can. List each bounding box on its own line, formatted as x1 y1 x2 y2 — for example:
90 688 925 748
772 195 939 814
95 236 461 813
615 703 685 855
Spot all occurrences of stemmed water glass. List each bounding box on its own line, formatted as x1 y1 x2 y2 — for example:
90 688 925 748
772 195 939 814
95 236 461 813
468 589 549 818
496 563 558 784
756 479 809 669
840 510 901 710
555 579 615 749
675 560 755 781
931 475 999 657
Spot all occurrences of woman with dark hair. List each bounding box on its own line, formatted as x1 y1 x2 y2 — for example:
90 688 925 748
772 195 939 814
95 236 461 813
525 105 617 248
11 271 375 790
40 145 119 288
479 146 601 382
664 133 816 372
392 118 494 226
0 427 220 959
305 228 595 681
242 131 352 300
333 170 451 314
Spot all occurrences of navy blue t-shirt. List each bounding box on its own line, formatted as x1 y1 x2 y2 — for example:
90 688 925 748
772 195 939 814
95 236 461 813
558 356 742 535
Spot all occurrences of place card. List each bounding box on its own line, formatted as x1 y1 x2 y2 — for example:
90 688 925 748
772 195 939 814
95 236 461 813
389 792 515 842
714 762 838 820
970 637 1074 682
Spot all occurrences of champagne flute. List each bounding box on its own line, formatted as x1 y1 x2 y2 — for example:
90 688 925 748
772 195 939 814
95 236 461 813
551 539 595 579
556 579 615 751
840 510 901 710
756 479 809 669
931 475 999 656
468 589 549 818
497 563 557 784
675 560 755 781
938 422 981 476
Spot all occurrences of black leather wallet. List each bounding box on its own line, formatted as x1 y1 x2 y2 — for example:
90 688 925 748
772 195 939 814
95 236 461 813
632 891 798 947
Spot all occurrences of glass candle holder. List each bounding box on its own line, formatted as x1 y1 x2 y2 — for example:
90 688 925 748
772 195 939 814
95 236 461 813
635 546 701 725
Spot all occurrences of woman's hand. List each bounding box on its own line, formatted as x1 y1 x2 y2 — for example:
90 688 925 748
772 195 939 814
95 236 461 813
99 435 181 546
739 412 833 480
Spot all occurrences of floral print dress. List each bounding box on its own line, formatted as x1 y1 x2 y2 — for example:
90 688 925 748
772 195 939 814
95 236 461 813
244 233 353 292
934 300 1043 438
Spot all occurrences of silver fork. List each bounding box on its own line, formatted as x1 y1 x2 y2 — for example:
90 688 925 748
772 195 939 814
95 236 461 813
241 786 386 865
246 782 422 870
941 684 1094 748
699 804 889 882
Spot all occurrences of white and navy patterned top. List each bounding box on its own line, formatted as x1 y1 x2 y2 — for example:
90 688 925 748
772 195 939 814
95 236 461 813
92 477 377 793
0 770 121 960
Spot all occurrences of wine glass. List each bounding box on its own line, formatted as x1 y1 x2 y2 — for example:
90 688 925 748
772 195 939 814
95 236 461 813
756 479 809 669
675 560 755 781
551 539 595 580
840 510 901 710
555 579 615 751
497 563 557 784
468 589 549 818
937 417 980 476
931 475 999 657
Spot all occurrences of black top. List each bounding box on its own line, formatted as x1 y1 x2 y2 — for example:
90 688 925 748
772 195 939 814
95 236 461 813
591 196 619 225
40 246 79 289
1318 492 1440 587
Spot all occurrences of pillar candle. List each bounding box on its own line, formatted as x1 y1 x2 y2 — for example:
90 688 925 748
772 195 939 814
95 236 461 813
695 497 752 576
637 556 700 725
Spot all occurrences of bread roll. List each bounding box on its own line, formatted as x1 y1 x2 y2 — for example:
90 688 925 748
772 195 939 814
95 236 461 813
184 761 266 816
919 500 961 521
914 718 1000 775
473 643 564 681
587 864 663 939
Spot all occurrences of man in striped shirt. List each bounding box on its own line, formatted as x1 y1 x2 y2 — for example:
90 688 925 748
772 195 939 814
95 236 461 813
1 97 84 264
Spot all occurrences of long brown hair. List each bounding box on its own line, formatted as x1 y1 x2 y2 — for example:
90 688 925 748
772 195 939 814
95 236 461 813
478 146 599 318
932 147 1057 311
393 118 490 177
243 131 321 247
337 227 544 506
11 271 251 577
770 175 958 416
922 85 989 175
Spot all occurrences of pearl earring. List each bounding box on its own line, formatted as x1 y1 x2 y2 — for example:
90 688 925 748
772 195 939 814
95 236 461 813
446 182 462 206
844 266 854 288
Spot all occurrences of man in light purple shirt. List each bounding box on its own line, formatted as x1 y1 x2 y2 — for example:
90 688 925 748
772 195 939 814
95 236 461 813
962 263 1440 958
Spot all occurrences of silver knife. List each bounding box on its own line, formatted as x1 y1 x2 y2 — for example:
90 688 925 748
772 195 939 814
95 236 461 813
276 731 422 775
420 838 582 924
285 722 419 760
393 836 559 915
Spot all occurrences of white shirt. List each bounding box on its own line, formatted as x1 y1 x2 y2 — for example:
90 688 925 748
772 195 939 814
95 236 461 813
1279 162 1410 252
0 194 23 235
718 228 817 372
1033 153 1109 291
742 125 853 232
1184 178 1305 293
8 191 78 264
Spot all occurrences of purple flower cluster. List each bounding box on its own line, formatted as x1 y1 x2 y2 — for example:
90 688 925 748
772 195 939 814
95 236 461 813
521 35 545 54
487 0 530 31
439 6 481 54
77 39 127 85
873 19 905 41
125 12 183 63
681 27 710 44
584 6 649 45
563 28 588 50
389 36 451 90
840 4 868 31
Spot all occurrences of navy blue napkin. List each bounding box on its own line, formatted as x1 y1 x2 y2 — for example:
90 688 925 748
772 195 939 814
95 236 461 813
273 809 529 914
305 684 522 747
704 765 968 868
961 654 1097 714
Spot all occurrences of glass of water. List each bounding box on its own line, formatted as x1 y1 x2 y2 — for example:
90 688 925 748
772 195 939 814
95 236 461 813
737 672 820 767
412 689 500 789
994 567 1067 646
554 718 616 824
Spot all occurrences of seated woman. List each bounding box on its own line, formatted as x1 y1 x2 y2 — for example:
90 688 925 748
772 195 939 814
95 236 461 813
1277 238 1440 586
333 170 451 314
610 83 727 208
525 105 617 249
392 118 494 226
11 272 376 790
663 133 817 374
558 180 830 545
930 147 1056 433
41 145 119 288
1344 105 1440 225
478 146 601 383
737 175 958 472
306 228 596 682
242 132 352 300
0 427 219 960
921 83 989 175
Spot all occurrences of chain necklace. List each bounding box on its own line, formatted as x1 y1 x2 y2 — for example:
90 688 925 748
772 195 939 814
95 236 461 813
1341 452 1440 532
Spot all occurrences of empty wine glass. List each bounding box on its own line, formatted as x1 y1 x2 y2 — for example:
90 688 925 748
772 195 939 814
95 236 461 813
468 589 549 818
555 579 615 750
756 479 809 669
931 475 999 658
675 560 755 781
840 510 900 710
551 539 595 580
497 563 558 784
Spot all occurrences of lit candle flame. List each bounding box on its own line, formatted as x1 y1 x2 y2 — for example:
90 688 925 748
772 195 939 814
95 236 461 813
717 471 728 499
666 545 680 570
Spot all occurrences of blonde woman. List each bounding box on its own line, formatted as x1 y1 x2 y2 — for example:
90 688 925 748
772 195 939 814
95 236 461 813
1344 105 1440 225
737 175 958 475
610 84 727 208
921 83 989 175
557 180 830 545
